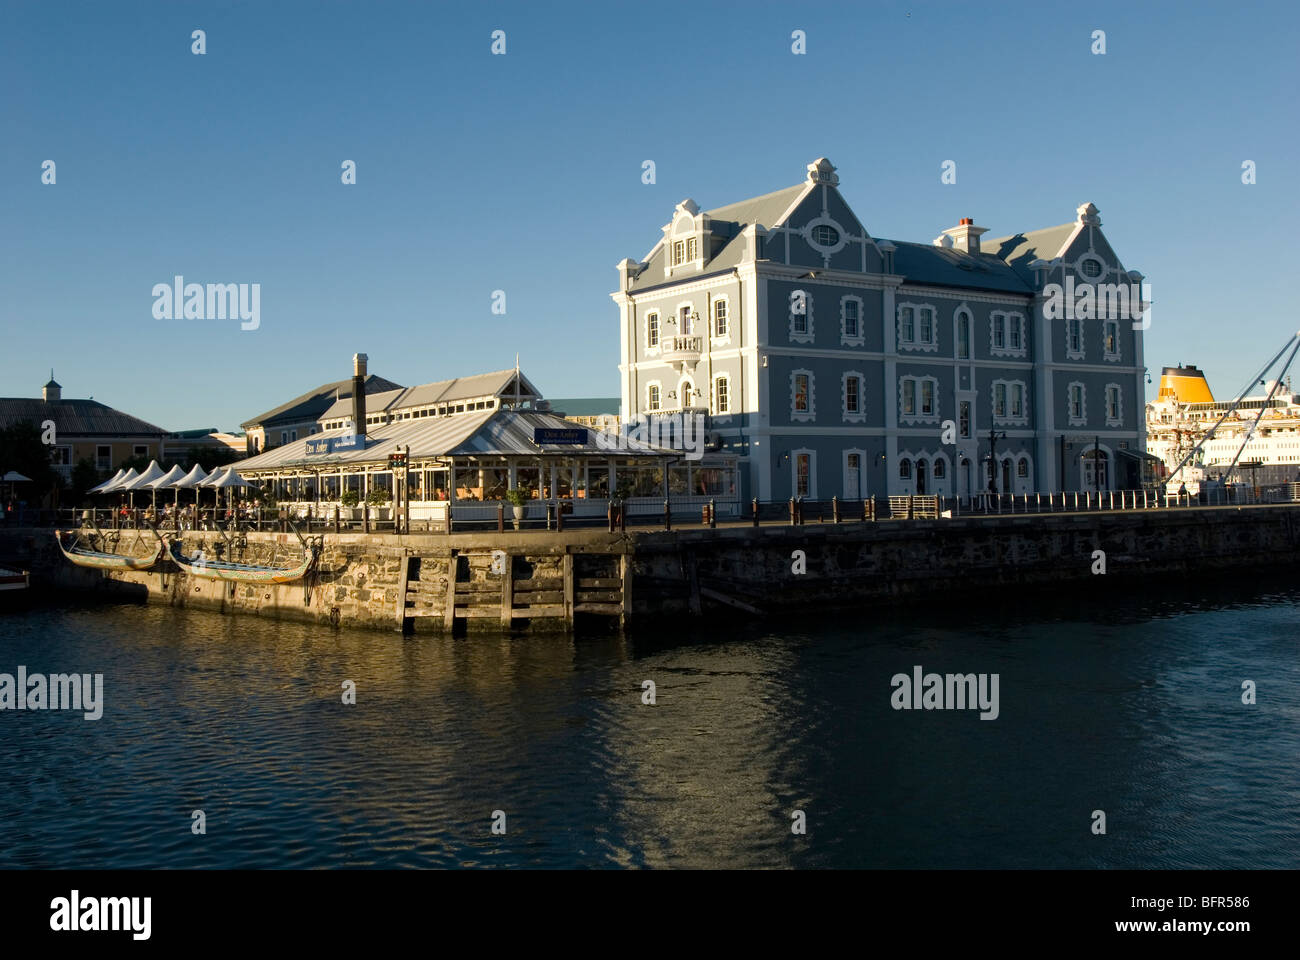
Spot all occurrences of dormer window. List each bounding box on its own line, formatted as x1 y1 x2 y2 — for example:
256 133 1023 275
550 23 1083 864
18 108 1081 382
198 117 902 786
813 225 839 246
672 241 685 266
1079 256 1104 279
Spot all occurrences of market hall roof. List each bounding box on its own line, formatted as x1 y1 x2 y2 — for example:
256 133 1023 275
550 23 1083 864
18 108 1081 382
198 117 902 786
240 373 403 430
235 409 674 472
0 397 168 437
318 369 543 422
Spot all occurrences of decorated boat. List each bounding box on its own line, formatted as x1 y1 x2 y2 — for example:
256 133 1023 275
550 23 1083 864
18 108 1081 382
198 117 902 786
54 530 165 571
168 539 316 583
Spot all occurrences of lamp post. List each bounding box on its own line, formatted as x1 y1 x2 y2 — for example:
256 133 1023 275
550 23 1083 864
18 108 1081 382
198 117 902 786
985 429 1006 500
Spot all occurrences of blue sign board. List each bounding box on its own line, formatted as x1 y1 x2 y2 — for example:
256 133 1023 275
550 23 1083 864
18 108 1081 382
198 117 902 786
306 433 364 457
534 428 587 445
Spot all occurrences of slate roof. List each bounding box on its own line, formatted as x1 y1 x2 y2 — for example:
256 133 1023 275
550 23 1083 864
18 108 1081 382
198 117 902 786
980 222 1080 285
888 241 1034 295
241 374 403 430
0 398 168 437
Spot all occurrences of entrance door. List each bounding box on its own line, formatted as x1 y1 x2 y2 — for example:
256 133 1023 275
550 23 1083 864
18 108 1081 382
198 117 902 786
916 458 928 494
1082 450 1109 489
846 453 862 499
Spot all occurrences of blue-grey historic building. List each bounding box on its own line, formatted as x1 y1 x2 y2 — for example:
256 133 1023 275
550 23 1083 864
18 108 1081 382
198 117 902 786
613 158 1148 502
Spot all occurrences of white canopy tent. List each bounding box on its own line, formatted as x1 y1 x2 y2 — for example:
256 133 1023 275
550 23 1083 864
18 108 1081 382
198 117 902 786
100 467 140 494
88 468 126 494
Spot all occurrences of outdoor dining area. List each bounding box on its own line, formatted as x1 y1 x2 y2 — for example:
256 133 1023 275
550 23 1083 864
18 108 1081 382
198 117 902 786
81 460 260 531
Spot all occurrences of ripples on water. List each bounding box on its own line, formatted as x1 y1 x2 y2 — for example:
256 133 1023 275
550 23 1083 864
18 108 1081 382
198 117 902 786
1 573 1297 869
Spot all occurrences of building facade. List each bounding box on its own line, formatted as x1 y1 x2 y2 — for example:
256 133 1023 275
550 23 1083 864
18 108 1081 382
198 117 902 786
613 158 1149 501
0 377 169 482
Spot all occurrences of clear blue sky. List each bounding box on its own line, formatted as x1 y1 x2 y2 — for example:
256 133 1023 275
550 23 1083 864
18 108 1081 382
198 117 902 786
3 0 1297 431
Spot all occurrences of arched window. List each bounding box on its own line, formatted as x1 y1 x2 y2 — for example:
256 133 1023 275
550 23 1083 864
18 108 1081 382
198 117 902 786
899 459 912 479
933 458 946 479
681 381 693 408
1017 457 1029 478
956 310 971 359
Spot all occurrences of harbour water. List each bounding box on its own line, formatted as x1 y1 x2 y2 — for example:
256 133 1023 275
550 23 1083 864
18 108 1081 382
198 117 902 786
1 574 1297 869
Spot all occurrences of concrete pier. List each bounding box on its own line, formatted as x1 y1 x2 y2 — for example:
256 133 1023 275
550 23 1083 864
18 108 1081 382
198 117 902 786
3 503 1299 633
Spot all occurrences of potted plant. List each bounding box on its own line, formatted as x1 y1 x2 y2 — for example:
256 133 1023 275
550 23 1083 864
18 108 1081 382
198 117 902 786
505 487 529 529
366 487 392 521
340 488 360 520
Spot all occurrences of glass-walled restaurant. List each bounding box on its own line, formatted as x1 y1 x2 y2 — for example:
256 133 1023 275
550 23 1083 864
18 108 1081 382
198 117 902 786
234 408 739 526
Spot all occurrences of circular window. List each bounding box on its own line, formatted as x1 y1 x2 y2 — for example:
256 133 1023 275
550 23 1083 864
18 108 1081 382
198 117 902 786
812 224 840 247
1079 257 1104 279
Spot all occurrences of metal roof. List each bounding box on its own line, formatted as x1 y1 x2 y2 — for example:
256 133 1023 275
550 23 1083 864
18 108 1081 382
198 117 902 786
240 374 403 429
0 398 168 437
235 410 672 473
318 369 541 421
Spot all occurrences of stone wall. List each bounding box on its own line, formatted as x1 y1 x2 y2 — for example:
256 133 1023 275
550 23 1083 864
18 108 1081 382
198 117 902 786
3 505 1298 633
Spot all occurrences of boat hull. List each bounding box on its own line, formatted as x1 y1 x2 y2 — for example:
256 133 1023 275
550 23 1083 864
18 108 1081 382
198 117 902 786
168 541 314 583
54 531 164 571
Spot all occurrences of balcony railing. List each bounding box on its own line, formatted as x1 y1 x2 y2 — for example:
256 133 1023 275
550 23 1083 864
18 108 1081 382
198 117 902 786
661 335 702 364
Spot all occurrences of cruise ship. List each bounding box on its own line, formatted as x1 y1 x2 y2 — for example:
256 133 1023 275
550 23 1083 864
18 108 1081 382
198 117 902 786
1146 364 1300 489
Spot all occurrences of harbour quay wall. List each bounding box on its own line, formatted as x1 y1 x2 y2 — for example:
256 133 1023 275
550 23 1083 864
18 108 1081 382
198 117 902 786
2 505 1298 631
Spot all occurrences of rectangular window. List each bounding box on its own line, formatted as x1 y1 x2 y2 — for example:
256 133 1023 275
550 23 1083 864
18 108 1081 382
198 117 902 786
714 299 727 337
96 445 111 469
919 307 933 345
902 380 916 415
133 444 148 457
959 400 971 438
679 305 692 335
1104 321 1118 354
992 314 1005 349
647 312 659 348
1107 386 1120 420
672 241 684 266
845 376 860 414
920 380 934 416
1070 385 1083 419
1011 384 1024 418
796 454 810 498
957 316 970 359
900 306 914 343
1009 318 1022 350
280 432 288 445
686 237 697 261
793 374 810 413
994 383 1007 418
716 377 730 413
648 385 661 411
792 308 807 335
1069 319 1082 353
844 300 859 338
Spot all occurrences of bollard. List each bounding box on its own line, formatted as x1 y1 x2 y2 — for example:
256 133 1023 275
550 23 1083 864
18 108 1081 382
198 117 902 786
607 501 615 533
701 503 709 526
1109 491 1114 510
664 499 671 531
864 497 873 522
709 499 717 529
789 498 796 526
363 503 370 534
752 497 759 528
832 496 840 524
907 495 915 520
556 503 564 532
497 503 504 533
1142 491 1148 509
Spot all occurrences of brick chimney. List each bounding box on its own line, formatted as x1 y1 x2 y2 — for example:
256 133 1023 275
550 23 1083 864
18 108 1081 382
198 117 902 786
936 217 988 254
352 353 368 436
